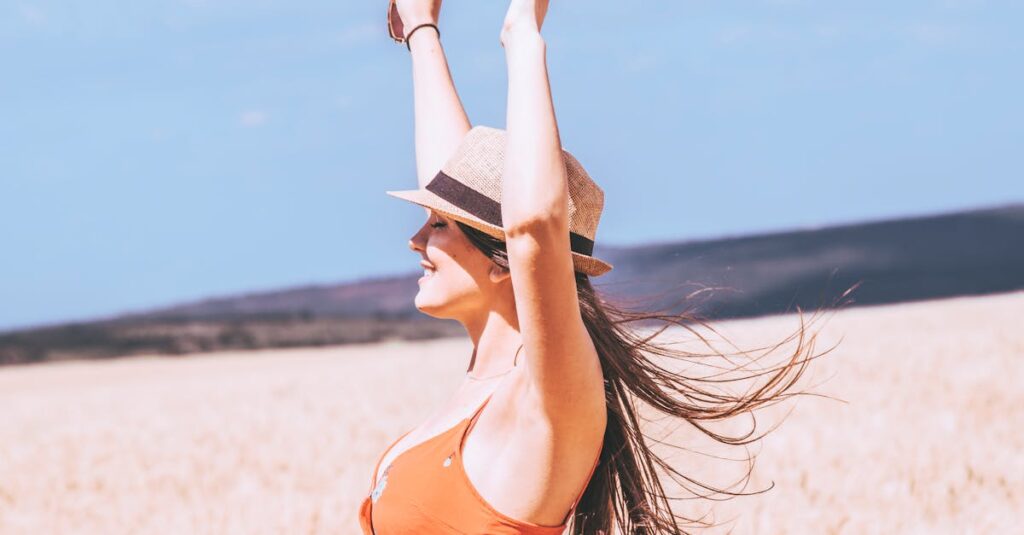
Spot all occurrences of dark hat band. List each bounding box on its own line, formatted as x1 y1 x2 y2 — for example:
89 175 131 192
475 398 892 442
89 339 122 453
425 171 595 257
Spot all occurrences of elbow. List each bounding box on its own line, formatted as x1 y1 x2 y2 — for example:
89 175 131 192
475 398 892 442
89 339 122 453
503 210 567 241
503 196 569 239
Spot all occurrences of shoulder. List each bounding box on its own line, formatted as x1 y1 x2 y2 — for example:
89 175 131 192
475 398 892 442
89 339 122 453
508 347 607 439
469 356 606 523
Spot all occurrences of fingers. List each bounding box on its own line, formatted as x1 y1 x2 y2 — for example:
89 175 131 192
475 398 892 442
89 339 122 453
503 0 548 35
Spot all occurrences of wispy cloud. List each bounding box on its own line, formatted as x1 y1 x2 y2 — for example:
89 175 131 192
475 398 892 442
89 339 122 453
717 24 753 45
940 0 987 8
905 22 964 46
19 4 46 25
716 23 795 46
334 95 352 110
813 24 844 40
712 19 971 48
623 53 659 73
239 110 268 128
335 21 377 48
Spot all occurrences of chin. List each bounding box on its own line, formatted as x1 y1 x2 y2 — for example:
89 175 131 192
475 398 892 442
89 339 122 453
413 289 449 318
415 285 473 321
413 274 478 319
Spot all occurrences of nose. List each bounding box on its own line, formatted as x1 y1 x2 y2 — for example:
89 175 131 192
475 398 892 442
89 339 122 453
408 221 429 253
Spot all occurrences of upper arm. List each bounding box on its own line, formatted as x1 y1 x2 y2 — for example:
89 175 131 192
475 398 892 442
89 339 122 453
409 33 471 188
499 30 604 428
505 215 604 422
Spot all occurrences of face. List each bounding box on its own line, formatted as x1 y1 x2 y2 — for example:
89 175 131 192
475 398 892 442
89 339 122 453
408 209 510 320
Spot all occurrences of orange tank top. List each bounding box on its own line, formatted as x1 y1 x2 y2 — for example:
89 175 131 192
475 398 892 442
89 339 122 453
359 393 601 534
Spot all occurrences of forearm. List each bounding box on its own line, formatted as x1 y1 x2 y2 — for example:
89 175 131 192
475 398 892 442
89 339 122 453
408 29 471 188
501 29 568 228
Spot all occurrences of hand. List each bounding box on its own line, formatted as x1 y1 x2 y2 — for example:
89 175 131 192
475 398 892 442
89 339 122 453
500 0 549 46
395 0 442 36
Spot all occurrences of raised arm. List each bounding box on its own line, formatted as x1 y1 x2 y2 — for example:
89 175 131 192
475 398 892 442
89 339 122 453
395 0 472 188
500 1 605 422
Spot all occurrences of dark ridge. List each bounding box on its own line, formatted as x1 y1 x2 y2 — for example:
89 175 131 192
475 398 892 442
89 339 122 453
2 203 1021 366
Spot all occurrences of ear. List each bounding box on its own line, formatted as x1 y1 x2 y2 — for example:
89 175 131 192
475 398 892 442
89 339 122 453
488 263 511 284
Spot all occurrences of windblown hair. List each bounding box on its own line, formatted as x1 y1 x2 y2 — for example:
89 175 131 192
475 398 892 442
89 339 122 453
455 220 851 534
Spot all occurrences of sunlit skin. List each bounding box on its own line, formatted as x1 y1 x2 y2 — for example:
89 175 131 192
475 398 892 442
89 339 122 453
407 208 531 379
409 210 513 325
375 0 607 527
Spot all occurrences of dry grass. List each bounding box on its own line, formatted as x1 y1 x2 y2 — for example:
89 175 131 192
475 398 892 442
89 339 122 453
1 291 1021 534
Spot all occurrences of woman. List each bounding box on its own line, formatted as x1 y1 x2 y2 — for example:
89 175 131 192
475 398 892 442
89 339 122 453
360 1 831 533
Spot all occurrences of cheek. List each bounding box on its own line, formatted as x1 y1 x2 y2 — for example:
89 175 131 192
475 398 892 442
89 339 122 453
426 229 492 281
427 233 470 266
428 248 492 289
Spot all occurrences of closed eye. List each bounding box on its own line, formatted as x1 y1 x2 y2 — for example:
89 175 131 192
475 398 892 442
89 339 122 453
431 222 446 229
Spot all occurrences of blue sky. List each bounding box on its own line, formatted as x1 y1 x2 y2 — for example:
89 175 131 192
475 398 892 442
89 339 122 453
1 0 1021 331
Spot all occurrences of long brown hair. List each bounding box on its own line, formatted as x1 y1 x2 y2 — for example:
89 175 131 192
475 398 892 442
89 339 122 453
455 220 851 534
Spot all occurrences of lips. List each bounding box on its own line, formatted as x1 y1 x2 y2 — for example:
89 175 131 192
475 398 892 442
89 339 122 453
419 260 436 282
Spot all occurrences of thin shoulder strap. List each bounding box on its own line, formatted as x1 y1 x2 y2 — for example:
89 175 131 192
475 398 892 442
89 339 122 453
569 446 602 511
554 439 603 527
461 389 602 523
367 428 412 491
455 391 501 462
460 392 496 450
552 448 602 527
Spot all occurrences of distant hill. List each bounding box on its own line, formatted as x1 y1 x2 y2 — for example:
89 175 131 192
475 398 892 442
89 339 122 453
2 203 1021 366
597 203 1024 317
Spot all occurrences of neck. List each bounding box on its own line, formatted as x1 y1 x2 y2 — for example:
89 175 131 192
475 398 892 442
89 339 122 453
463 306 522 378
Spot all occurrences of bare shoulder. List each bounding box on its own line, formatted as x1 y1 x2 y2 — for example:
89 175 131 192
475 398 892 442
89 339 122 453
461 351 606 526
512 347 606 436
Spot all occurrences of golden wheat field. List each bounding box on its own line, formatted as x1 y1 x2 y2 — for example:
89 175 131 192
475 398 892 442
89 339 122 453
1 291 1021 534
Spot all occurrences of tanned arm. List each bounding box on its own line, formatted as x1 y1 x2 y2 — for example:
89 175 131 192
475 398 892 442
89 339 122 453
499 0 606 424
397 0 472 188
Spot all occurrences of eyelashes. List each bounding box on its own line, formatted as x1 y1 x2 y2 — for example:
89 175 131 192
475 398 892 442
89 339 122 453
431 221 446 229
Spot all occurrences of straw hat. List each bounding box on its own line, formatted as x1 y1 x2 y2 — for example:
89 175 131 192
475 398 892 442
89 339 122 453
386 126 613 277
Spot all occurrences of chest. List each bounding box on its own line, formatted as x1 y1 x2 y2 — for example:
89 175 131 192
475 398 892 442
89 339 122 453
372 417 465 488
364 418 569 535
372 385 506 487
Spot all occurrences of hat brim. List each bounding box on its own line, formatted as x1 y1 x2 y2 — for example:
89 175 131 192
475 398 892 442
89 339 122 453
385 188 613 277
